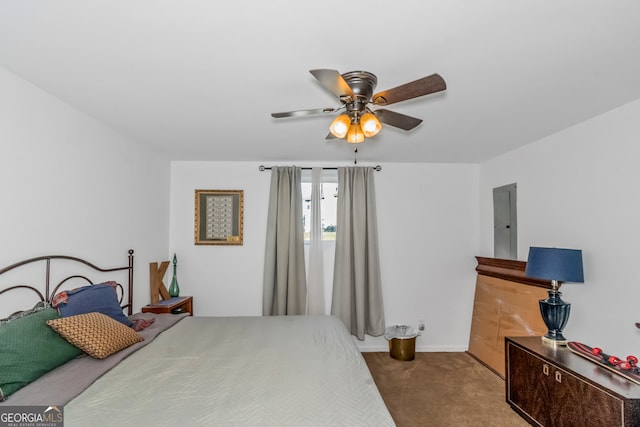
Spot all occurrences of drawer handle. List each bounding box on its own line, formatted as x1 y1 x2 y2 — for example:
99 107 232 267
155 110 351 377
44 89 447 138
555 371 562 383
543 364 549 376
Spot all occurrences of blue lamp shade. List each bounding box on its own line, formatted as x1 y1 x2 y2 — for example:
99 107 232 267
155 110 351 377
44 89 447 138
525 247 584 283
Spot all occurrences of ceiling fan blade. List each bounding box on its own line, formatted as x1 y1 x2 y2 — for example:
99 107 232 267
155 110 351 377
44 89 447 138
271 107 336 118
325 132 338 140
310 69 354 99
372 73 446 106
374 109 423 131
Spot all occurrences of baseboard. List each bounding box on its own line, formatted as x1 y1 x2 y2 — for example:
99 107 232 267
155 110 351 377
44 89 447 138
357 343 469 352
416 344 468 352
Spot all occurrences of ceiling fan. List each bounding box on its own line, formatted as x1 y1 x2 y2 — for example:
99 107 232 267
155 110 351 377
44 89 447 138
271 69 446 143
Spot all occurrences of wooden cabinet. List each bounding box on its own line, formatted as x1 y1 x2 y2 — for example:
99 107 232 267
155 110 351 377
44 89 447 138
506 336 640 426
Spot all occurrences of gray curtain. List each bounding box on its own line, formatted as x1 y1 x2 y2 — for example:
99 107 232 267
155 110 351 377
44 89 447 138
262 166 307 315
331 166 385 340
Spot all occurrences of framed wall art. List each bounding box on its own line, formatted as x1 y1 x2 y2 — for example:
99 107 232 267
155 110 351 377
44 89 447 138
194 190 244 245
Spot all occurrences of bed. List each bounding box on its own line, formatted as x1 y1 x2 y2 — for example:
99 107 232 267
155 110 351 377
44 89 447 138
0 251 395 426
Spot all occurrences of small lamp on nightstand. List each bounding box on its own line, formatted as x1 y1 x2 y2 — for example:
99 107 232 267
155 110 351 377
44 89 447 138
525 247 584 345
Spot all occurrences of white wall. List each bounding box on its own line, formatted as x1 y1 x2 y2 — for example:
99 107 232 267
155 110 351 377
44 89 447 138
168 162 270 317
169 161 479 351
479 98 640 356
0 66 171 316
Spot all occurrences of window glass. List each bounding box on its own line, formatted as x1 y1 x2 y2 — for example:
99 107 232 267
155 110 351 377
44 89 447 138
301 182 338 241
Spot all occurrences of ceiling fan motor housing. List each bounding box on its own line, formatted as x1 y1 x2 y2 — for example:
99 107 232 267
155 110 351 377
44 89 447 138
341 71 378 113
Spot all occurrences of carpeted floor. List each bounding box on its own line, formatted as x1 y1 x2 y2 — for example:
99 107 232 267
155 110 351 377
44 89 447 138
362 352 530 427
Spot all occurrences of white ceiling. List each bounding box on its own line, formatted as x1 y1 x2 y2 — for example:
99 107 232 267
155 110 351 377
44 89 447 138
2 1 640 163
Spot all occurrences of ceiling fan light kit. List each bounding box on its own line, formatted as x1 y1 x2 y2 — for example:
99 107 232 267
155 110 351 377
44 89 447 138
271 69 446 146
329 111 381 142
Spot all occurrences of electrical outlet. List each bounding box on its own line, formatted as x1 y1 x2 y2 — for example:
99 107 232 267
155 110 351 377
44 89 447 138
418 320 425 331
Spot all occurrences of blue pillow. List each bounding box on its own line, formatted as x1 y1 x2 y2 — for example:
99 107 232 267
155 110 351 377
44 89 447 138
57 284 132 327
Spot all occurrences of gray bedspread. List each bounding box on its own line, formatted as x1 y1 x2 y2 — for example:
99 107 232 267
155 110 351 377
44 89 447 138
65 315 395 426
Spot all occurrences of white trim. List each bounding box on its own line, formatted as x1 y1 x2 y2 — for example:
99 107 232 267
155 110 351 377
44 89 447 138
356 343 469 352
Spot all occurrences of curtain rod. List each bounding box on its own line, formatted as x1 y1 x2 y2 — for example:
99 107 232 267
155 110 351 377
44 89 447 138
259 165 382 172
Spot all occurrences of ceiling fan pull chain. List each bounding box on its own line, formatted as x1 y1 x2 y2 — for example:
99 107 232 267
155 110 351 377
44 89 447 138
354 147 358 164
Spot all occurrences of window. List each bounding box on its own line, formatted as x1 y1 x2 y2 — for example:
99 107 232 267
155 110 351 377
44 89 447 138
301 169 338 242
301 182 338 241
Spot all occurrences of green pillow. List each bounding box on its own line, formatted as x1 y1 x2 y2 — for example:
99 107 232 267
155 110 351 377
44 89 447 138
0 307 82 401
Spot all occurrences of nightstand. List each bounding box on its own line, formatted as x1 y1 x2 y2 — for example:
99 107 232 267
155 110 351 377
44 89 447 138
142 296 193 316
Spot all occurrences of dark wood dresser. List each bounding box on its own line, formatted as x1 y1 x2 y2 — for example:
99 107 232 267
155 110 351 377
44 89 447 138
506 336 640 426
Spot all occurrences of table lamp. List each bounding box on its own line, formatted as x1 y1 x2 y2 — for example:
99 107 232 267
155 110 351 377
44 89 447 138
525 247 584 345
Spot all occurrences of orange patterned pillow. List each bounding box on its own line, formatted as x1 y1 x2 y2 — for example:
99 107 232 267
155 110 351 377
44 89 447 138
47 312 143 359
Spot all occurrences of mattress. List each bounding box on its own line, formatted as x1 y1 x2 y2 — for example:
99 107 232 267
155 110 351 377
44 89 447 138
65 315 395 426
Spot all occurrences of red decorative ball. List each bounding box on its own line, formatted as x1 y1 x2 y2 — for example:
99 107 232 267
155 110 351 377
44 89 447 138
609 355 622 365
627 355 638 365
592 347 602 356
620 361 632 370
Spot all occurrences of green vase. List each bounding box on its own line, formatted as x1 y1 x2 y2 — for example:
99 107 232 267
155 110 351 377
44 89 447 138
169 253 180 297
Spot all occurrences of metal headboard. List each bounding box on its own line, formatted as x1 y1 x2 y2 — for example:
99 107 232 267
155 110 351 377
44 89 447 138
0 249 134 315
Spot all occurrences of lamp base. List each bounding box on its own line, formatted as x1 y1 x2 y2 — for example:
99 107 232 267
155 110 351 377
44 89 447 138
541 335 568 346
539 290 571 346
